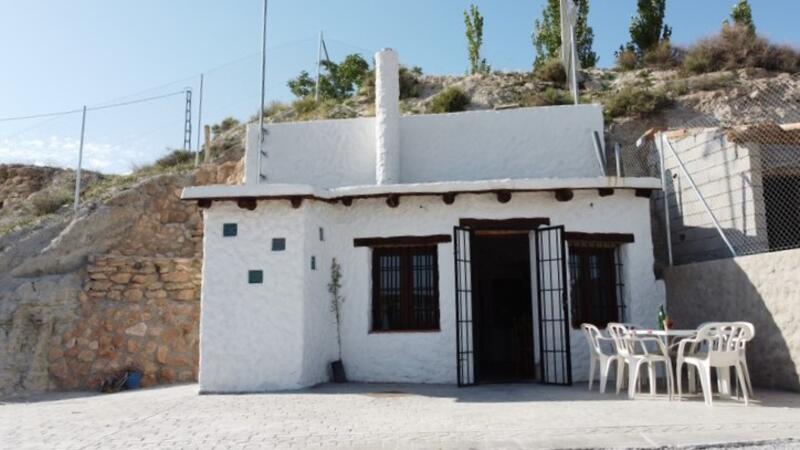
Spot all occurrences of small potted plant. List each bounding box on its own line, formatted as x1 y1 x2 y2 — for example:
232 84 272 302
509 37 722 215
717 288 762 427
328 258 347 383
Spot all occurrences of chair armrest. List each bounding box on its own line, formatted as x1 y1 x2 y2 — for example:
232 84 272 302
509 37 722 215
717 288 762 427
635 336 670 356
676 337 701 359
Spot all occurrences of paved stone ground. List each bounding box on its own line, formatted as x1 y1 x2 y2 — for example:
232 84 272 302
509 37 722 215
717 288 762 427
3 383 800 449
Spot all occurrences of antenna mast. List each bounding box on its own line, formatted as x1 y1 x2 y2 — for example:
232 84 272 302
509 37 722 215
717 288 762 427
257 0 269 182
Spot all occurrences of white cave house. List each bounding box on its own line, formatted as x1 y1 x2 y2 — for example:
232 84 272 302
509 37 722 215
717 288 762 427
182 49 665 392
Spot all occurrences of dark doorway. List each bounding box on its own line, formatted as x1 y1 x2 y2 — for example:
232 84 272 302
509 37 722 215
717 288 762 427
472 233 536 383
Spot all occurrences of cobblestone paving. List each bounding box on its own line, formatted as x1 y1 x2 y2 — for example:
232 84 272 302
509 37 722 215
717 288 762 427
3 383 800 449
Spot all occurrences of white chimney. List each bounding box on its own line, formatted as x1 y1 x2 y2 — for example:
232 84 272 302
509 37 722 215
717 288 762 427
374 49 400 185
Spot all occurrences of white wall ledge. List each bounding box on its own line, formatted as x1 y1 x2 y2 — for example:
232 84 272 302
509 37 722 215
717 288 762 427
182 177 662 201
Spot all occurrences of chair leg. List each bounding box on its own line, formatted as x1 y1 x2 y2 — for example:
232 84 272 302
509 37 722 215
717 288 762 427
665 359 675 401
735 364 750 406
600 358 615 394
588 358 596 391
717 367 732 399
741 359 754 397
676 360 684 400
688 366 697 394
616 361 626 395
628 360 644 400
648 362 657 396
698 363 714 407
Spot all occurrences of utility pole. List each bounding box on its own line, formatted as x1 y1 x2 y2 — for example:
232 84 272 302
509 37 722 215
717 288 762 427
257 0 269 182
183 88 193 151
315 31 323 102
74 106 87 214
195 74 204 166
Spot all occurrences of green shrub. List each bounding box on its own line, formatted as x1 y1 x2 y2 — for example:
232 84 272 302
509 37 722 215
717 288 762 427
683 50 714 74
604 86 672 119
518 87 573 107
615 49 638 71
665 79 690 96
642 42 681 69
211 117 240 135
399 66 423 99
154 149 194 169
30 189 72 216
429 87 470 113
683 24 800 74
360 65 424 101
541 88 572 106
534 58 567 84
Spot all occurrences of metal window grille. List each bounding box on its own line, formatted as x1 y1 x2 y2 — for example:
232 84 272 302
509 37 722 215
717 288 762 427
371 246 439 331
568 244 623 328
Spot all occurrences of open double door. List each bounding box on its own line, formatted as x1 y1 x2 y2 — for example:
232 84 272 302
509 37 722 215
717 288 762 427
454 225 572 387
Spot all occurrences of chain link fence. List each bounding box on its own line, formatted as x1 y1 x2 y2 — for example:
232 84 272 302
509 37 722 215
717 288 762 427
611 73 800 265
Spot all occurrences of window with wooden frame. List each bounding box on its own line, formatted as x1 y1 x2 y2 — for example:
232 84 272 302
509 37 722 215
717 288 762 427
371 246 440 332
568 241 626 329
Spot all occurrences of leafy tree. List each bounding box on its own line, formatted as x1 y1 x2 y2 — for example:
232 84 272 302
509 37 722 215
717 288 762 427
532 0 598 68
286 54 370 100
287 71 315 98
464 4 490 74
730 0 755 36
627 0 672 56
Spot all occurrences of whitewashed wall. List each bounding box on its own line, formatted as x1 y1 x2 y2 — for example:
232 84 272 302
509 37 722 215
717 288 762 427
258 118 376 188
199 202 330 392
247 105 605 188
315 190 661 384
300 204 339 386
399 105 604 183
198 191 663 390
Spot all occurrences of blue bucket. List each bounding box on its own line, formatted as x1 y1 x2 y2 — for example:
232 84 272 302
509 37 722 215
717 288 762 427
125 371 142 390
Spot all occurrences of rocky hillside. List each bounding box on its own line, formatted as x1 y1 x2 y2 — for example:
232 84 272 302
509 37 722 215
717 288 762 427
0 160 240 396
0 64 796 397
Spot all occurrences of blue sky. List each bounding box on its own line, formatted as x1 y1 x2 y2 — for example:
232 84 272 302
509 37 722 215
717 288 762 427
1 0 798 174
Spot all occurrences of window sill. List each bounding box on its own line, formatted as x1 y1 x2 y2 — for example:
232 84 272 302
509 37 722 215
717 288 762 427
369 329 441 335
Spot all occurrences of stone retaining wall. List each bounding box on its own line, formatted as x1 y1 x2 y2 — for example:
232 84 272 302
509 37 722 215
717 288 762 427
665 248 800 391
47 256 201 389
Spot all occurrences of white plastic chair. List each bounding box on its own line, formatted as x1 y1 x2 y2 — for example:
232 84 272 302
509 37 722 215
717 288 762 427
733 321 755 398
607 322 674 400
676 322 754 406
581 323 620 393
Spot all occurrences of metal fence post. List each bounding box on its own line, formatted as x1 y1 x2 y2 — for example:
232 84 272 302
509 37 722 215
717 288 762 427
74 106 87 214
195 73 204 167
658 133 674 266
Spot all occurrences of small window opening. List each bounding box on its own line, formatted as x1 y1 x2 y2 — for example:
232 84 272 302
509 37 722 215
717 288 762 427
223 223 238 237
311 256 316 270
248 270 264 284
272 238 286 251
319 227 325 241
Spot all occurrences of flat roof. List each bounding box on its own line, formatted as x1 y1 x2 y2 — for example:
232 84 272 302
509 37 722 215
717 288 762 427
181 177 662 202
